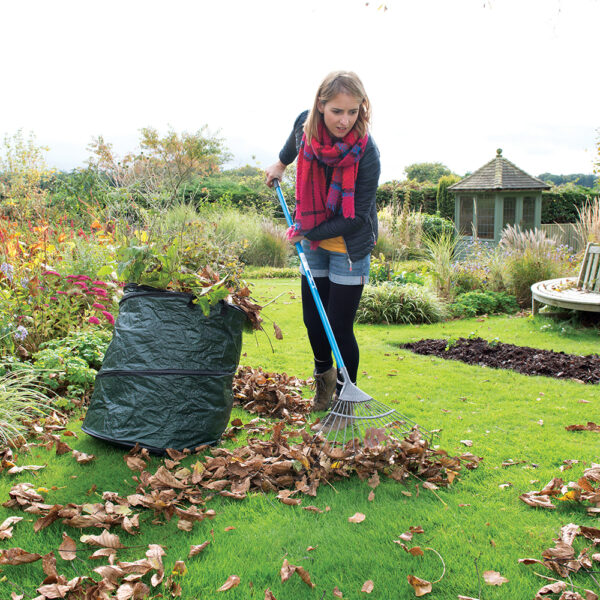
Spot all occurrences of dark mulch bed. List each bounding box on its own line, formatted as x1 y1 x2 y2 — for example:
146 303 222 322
399 337 600 384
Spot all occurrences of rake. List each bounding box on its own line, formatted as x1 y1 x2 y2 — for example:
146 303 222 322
272 180 431 448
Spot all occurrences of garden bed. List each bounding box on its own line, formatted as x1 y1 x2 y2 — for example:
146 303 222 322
399 337 600 384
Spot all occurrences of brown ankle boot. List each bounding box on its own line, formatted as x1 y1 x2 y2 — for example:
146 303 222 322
311 366 337 412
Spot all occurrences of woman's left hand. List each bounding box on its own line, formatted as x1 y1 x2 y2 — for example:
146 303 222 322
288 234 305 244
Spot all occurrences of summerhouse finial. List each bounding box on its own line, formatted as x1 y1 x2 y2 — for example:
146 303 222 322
496 148 503 156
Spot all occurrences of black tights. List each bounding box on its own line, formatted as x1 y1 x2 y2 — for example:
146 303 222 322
301 276 364 383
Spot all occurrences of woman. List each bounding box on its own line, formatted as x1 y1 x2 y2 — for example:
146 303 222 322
265 70 380 412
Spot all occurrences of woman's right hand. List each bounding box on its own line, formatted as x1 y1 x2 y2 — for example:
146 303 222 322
265 160 287 187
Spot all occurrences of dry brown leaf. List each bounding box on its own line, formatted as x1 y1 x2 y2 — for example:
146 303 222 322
80 531 125 549
72 449 95 463
0 516 23 540
58 533 77 561
534 581 566 597
217 575 240 591
264 590 277 600
333 586 343 597
0 547 42 565
294 565 315 588
460 440 473 447
407 574 432 596
172 560 187 575
361 580 374 593
457 596 480 600
280 559 295 582
189 541 210 557
273 323 283 340
368 490 375 502
483 570 508 586
348 512 366 523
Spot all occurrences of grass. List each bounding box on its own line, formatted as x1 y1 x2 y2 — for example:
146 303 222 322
1 278 599 599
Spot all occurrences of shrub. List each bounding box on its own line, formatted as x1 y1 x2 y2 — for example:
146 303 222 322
243 266 299 279
573 196 600 246
436 174 461 220
422 230 460 301
0 370 53 446
356 283 446 325
31 329 112 400
421 213 455 242
498 225 573 306
450 291 519 318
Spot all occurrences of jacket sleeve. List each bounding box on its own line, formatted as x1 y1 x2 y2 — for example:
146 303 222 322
278 110 309 165
304 140 381 241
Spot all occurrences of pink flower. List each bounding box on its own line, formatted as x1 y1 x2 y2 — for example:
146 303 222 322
66 274 77 279
50 296 58 301
73 281 88 288
88 316 101 324
77 275 91 281
101 311 115 325
92 303 106 310
92 281 107 286
44 270 61 277
93 290 108 297
56 290 67 295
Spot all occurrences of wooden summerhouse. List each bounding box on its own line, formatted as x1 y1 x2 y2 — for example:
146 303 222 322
448 149 550 243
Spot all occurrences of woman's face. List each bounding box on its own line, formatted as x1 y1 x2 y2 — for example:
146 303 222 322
318 92 361 139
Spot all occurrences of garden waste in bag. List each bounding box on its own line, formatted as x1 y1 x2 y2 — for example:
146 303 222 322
82 284 246 453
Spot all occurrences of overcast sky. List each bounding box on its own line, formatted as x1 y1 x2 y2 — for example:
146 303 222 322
1 0 598 183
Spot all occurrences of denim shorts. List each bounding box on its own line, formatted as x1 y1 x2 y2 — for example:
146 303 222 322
299 240 370 285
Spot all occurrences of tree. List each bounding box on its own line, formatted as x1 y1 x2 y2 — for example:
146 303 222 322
0 129 52 198
87 126 231 204
404 162 453 184
436 174 461 220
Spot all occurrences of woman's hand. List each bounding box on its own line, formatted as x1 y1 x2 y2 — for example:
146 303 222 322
265 160 287 187
288 234 305 245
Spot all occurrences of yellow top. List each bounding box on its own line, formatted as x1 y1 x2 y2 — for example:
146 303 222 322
319 236 346 253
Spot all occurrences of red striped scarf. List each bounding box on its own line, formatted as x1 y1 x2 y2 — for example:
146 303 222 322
290 120 368 247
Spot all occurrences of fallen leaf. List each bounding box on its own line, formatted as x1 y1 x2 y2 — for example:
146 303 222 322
189 541 210 557
294 565 315 588
333 586 343 597
361 580 374 593
172 560 187 575
460 440 473 447
0 547 42 565
72 450 95 464
483 570 508 586
280 559 295 583
407 574 432 596
457 596 480 600
58 533 77 561
273 323 283 340
348 512 366 523
0 516 23 540
80 531 125 549
264 589 277 600
368 490 375 502
217 575 240 591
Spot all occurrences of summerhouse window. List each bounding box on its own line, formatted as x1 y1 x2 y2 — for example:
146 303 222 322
503 197 516 227
522 196 535 230
476 195 494 239
459 197 474 235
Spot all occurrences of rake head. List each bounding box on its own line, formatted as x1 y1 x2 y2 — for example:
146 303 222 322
312 369 434 450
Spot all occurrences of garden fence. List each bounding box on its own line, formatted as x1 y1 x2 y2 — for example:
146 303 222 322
540 223 583 254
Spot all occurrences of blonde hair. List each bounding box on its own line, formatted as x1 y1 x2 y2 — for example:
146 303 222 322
304 71 371 144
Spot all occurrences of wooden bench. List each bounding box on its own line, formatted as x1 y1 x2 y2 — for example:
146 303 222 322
531 242 600 314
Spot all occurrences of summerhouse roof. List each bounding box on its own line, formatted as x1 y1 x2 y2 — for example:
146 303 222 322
448 149 551 192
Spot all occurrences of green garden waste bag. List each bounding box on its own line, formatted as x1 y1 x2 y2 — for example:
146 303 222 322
82 284 246 453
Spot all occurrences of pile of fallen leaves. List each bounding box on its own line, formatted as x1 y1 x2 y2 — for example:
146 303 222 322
232 366 312 423
520 465 600 516
1 418 482 598
519 522 600 600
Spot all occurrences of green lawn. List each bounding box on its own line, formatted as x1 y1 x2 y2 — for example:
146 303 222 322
1 278 599 599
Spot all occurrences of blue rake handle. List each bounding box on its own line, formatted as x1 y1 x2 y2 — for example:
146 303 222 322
272 179 345 371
